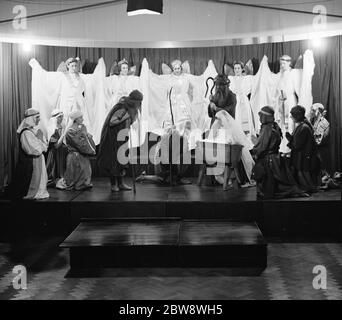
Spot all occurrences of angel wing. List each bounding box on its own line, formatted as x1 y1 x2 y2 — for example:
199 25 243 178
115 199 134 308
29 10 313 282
181 61 191 74
162 63 172 75
79 60 84 73
244 59 254 75
128 65 137 76
224 64 234 76
294 54 303 69
57 62 67 73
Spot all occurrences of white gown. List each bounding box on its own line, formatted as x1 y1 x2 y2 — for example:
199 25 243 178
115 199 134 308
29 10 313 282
29 58 106 145
228 74 256 139
143 60 217 149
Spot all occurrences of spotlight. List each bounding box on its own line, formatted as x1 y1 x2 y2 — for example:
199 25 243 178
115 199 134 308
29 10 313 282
311 37 322 48
127 0 163 16
22 41 32 52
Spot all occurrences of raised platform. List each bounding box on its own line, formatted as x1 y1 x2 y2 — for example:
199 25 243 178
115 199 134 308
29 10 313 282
1 178 341 240
60 218 267 270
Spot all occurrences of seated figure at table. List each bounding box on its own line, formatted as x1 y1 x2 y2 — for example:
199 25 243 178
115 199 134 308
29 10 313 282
251 106 308 200
97 90 143 192
56 110 96 191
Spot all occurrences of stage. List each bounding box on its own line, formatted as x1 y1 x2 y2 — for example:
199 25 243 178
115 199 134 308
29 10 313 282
1 178 341 241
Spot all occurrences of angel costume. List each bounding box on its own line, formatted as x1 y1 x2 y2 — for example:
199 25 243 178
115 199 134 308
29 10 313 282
251 106 307 200
103 58 149 149
251 50 315 153
56 110 96 191
226 60 257 139
105 59 141 109
144 59 217 147
10 108 49 200
29 57 106 145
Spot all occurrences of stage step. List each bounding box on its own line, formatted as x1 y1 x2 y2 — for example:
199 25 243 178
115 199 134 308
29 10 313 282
60 218 267 270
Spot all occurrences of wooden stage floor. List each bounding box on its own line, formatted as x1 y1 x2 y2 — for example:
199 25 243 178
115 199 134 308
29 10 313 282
1 178 341 240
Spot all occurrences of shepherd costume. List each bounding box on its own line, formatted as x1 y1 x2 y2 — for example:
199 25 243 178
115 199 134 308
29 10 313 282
10 108 49 200
97 90 142 192
56 110 96 190
251 106 307 200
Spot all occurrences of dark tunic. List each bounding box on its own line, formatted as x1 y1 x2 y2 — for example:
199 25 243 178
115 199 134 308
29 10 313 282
287 121 320 172
97 99 137 177
251 122 304 199
208 88 237 122
8 128 35 199
46 127 67 182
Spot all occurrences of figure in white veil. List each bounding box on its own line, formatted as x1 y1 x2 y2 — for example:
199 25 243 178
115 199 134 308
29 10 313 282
29 56 106 144
208 110 255 185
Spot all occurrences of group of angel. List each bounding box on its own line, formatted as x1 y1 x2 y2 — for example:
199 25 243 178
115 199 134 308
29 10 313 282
10 50 315 198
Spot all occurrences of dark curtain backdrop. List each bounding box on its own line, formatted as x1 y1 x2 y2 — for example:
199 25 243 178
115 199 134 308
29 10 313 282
1 36 341 188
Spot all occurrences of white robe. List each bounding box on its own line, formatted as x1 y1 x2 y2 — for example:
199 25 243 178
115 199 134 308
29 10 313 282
29 58 106 145
228 74 256 139
103 59 149 148
20 129 49 199
143 60 217 149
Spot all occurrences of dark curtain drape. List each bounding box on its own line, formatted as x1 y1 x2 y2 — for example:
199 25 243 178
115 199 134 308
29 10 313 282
1 36 341 188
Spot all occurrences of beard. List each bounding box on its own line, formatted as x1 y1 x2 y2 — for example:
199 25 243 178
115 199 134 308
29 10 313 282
212 85 228 108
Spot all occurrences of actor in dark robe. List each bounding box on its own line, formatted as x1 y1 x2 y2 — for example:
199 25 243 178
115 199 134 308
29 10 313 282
46 109 67 185
208 74 237 123
251 106 307 200
56 110 96 191
286 105 320 193
97 90 142 192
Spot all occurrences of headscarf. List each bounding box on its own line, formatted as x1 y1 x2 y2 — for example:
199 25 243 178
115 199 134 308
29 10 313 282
65 110 83 131
47 109 64 142
17 108 40 134
258 106 275 124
